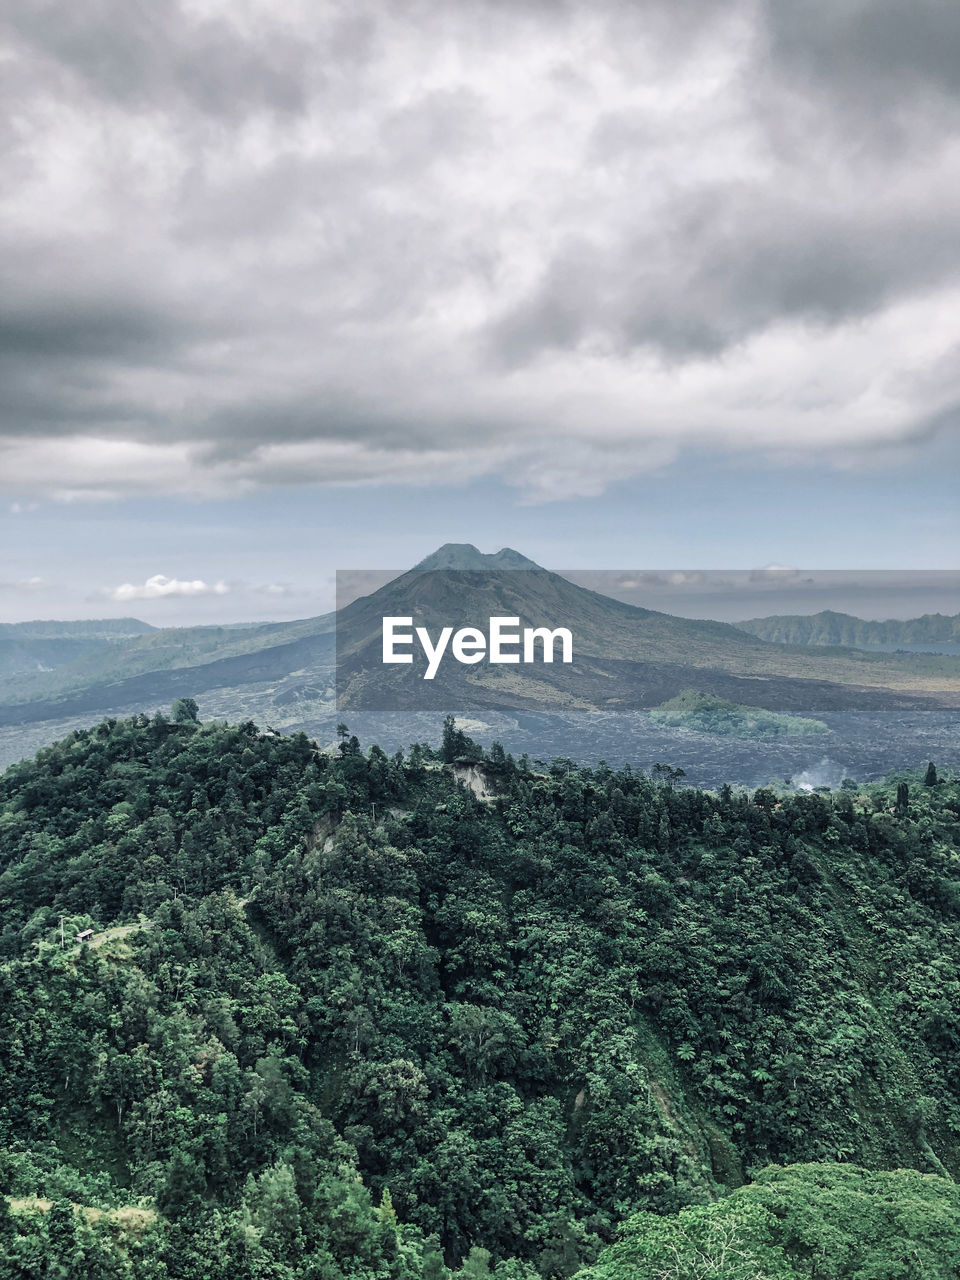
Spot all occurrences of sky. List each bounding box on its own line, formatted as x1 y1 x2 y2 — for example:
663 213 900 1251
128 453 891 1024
1 0 958 624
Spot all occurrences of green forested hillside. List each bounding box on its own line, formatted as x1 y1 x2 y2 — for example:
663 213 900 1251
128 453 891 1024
1 714 959 1276
0 619 157 681
0 616 333 708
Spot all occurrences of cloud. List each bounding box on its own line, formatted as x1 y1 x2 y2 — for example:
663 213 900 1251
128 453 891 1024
0 576 46 593
748 566 802 582
1 0 959 502
763 1 960 126
105 574 229 601
613 571 722 590
6 0 312 119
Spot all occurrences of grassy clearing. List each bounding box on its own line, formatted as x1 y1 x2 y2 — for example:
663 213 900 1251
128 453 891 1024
5 1192 156 1233
6 1196 157 1235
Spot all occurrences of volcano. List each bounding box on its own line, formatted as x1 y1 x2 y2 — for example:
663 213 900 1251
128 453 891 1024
0 545 956 743
333 545 955 714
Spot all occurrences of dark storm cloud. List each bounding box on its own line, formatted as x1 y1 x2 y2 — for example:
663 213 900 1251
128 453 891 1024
0 271 220 433
1 0 959 500
198 394 446 459
763 0 960 113
0 293 197 362
487 183 960 363
7 0 313 117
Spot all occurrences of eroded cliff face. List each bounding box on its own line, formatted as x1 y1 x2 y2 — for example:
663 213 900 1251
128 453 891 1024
450 760 497 799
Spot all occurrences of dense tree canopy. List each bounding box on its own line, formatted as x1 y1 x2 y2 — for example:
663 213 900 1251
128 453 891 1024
0 713 958 1276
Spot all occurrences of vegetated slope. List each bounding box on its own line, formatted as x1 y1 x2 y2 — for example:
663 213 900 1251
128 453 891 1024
0 617 335 718
649 690 828 737
0 635 123 679
0 618 157 680
1 714 959 1276
737 609 960 649
0 630 336 728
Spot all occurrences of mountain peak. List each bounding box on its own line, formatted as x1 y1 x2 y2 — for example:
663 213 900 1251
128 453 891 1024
413 543 543 571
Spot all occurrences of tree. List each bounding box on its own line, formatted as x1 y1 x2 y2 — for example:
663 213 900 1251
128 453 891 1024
243 1160 304 1261
158 1149 206 1216
737 1163 960 1280
460 1245 493 1280
45 1199 81 1279
924 761 939 786
581 1199 794 1280
172 697 200 725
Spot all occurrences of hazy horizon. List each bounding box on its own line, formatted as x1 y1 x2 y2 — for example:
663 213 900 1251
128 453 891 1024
4 558 958 628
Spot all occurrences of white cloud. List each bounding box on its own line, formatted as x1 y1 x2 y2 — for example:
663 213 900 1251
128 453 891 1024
1 0 959 502
105 574 230 601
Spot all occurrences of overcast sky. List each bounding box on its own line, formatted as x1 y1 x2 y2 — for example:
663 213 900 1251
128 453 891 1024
2 0 958 622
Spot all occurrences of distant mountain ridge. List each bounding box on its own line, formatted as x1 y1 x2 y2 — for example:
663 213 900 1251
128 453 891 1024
737 609 960 648
1 548 959 754
0 617 155 638
0 618 159 682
